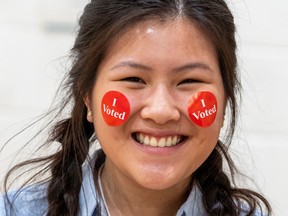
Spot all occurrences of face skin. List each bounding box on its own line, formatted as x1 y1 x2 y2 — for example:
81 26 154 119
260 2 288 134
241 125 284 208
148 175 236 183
85 18 225 212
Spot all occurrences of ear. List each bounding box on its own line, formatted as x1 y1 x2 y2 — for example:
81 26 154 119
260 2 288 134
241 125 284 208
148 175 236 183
84 94 93 123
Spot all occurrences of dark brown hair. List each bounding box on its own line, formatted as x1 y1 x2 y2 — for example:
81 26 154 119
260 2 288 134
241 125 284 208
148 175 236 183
3 0 271 215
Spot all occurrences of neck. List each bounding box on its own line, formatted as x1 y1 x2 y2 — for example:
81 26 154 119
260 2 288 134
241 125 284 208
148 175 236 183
99 160 192 216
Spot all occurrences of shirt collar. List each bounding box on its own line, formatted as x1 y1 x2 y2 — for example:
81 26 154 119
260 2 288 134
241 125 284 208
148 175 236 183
176 183 207 216
78 147 107 216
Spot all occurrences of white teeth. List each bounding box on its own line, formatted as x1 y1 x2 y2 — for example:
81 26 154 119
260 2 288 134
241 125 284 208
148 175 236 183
166 137 172 147
144 136 150 146
158 138 166 147
150 137 158 147
135 134 183 147
139 133 144 144
172 136 178 146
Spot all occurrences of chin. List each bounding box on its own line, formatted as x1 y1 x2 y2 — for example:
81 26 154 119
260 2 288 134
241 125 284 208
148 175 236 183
133 170 188 191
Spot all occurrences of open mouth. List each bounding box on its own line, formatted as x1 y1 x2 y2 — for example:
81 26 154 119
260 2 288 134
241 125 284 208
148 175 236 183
132 132 188 148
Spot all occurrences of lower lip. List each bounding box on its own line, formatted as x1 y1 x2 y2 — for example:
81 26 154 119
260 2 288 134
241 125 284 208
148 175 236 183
132 138 186 155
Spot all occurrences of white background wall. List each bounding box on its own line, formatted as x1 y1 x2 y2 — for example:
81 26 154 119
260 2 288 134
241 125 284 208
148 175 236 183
0 0 287 215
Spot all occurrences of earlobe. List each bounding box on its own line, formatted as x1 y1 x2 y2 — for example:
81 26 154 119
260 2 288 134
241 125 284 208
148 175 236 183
84 95 93 123
86 109 93 123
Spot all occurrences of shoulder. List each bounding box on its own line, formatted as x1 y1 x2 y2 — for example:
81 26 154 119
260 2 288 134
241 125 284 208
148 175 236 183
240 209 267 216
242 209 268 216
0 182 48 216
0 146 103 216
177 184 268 216
239 203 268 216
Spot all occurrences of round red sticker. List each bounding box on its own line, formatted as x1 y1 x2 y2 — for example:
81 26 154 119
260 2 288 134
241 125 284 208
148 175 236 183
188 91 217 127
101 91 130 126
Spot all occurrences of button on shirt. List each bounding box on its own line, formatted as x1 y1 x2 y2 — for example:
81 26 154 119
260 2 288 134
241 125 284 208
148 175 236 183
1 149 264 216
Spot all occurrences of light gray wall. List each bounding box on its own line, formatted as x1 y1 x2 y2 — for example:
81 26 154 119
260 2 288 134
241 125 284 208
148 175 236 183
230 2 288 215
0 0 287 215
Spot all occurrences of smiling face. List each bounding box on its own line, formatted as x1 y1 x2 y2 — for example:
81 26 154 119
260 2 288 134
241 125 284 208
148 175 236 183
85 18 225 191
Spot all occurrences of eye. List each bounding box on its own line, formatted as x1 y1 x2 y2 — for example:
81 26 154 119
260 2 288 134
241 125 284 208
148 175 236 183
177 79 201 86
122 77 146 84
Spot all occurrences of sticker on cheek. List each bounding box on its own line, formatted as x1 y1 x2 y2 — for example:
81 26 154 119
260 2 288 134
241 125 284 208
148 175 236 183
187 91 217 128
101 91 130 126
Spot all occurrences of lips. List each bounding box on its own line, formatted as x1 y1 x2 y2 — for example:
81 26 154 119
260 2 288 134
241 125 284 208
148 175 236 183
133 133 187 147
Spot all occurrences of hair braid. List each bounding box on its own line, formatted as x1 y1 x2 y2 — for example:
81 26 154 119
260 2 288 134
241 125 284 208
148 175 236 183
194 141 268 215
46 104 94 215
194 141 236 215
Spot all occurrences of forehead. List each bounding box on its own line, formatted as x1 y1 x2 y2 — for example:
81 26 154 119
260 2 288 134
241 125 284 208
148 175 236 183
105 18 216 57
95 18 220 79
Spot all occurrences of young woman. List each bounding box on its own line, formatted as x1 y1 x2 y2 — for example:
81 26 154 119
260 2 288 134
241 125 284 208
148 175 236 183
1 0 272 215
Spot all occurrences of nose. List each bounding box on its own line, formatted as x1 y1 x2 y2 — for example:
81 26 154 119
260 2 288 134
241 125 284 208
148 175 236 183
141 86 181 125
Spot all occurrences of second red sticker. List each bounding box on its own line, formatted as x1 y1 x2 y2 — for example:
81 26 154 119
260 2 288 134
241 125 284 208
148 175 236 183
188 91 217 127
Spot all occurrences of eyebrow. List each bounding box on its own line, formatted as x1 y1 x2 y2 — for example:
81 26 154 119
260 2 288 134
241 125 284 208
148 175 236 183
173 63 213 73
110 60 213 73
110 61 152 71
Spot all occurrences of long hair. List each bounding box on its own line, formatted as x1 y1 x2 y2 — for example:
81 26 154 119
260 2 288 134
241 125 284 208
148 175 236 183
3 0 271 215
